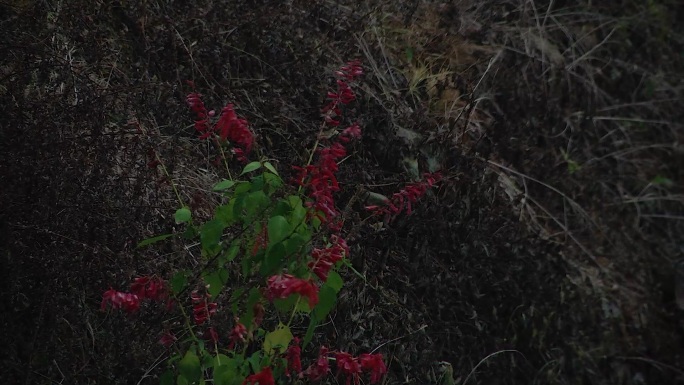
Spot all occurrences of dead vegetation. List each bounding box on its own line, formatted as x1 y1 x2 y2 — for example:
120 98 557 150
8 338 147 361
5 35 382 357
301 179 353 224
1 0 682 384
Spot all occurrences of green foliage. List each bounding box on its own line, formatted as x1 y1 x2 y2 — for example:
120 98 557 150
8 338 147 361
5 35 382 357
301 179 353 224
153 164 349 384
175 207 192 224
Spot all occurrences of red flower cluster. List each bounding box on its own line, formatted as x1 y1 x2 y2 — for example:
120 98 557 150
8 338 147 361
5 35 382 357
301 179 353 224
301 346 330 381
215 104 253 153
228 322 247 350
130 276 168 301
159 331 177 347
293 347 386 385
366 172 442 220
309 235 349 282
265 274 319 308
101 276 169 313
323 59 363 127
284 338 302 376
186 92 211 136
191 290 217 325
185 91 254 158
293 141 346 221
336 352 362 385
101 289 140 313
336 352 387 385
359 353 388 384
295 62 363 224
335 60 364 80
243 366 274 385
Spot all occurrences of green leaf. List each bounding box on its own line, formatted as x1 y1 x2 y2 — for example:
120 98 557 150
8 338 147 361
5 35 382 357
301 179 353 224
273 295 298 314
303 317 319 348
263 161 279 176
213 179 236 191
652 175 674 187
263 172 283 194
213 354 232 368
177 374 189 385
263 323 293 355
214 356 240 385
405 46 414 62
229 288 245 314
244 191 269 221
241 252 253 277
183 225 198 240
137 233 174 248
240 289 261 328
219 243 240 265
248 351 262 373
204 268 229 298
284 234 307 256
267 216 289 245
311 215 321 231
240 161 262 175
215 202 235 226
325 271 344 293
160 370 174 385
168 354 182 365
171 271 188 295
234 181 252 195
200 219 225 256
272 200 292 217
178 350 201 384
260 242 286 276
287 196 306 223
250 174 265 192
175 207 192 224
313 285 337 320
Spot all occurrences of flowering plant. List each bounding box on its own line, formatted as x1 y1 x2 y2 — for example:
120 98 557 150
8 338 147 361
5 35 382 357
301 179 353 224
103 60 437 385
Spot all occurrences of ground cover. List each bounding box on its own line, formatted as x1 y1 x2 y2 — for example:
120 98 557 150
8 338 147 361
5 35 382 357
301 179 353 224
1 1 682 384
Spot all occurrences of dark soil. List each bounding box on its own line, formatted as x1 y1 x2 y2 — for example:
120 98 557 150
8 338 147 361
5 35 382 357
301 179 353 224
2 1 682 384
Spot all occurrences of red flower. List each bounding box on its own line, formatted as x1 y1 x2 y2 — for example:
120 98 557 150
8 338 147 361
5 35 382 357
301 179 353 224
335 352 362 385
130 276 168 302
309 235 348 282
186 92 211 139
366 172 442 221
185 92 254 157
284 338 302 376
232 148 248 163
228 322 247 350
191 290 217 325
322 61 362 128
215 104 253 153
159 331 177 347
359 353 388 384
341 123 362 140
336 59 364 80
242 366 274 385
101 289 140 313
301 346 330 382
265 274 319 308
294 142 348 223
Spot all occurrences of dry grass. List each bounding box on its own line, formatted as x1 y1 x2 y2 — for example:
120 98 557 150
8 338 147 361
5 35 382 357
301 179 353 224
2 0 682 384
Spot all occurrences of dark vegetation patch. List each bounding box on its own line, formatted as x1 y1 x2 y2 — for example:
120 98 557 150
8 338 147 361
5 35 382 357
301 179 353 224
1 1 682 384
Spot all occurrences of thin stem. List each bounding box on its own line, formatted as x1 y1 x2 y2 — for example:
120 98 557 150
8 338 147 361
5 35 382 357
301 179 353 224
156 152 185 207
216 140 233 180
173 292 198 341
